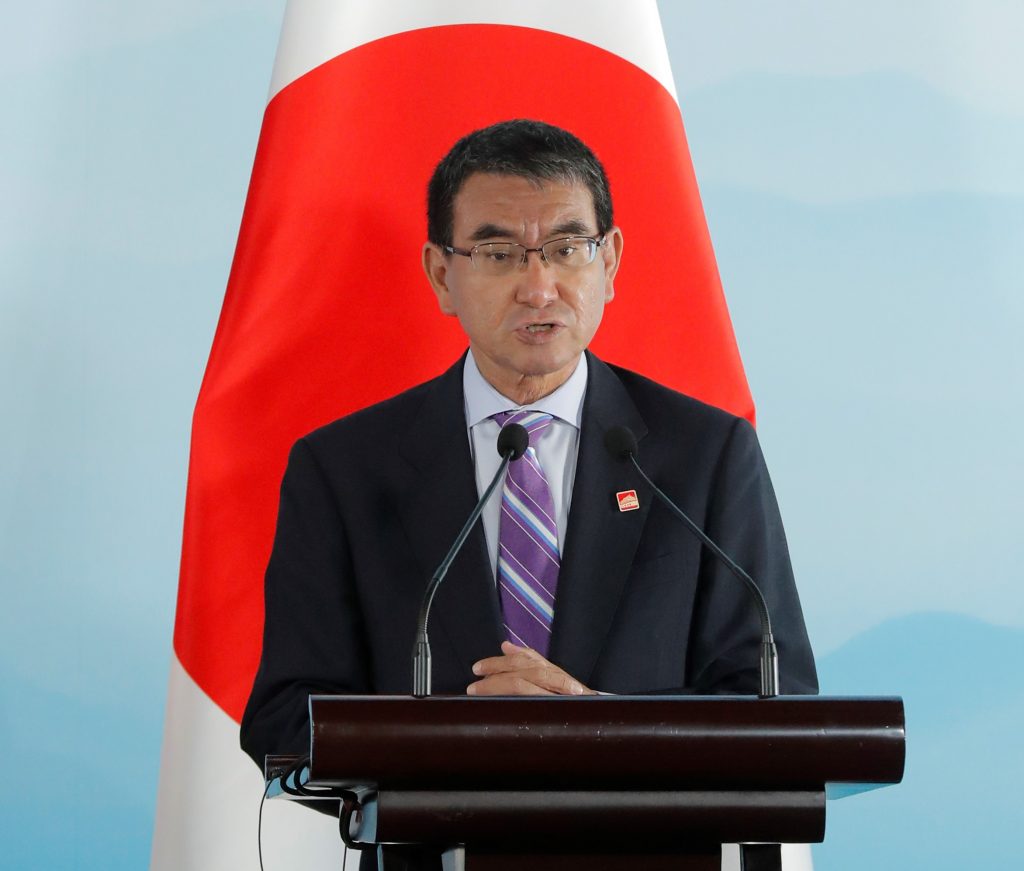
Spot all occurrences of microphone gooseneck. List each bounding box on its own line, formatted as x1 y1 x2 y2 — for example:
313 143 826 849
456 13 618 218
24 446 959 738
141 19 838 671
604 425 780 698
412 423 529 697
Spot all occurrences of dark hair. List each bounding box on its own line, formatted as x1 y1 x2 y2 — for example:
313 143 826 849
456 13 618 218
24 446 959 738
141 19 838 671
427 119 614 247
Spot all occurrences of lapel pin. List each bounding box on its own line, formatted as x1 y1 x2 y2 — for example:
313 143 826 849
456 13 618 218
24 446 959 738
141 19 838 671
616 489 640 512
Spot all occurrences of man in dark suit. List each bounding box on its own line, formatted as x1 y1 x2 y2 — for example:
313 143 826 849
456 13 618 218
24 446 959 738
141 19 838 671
241 119 816 774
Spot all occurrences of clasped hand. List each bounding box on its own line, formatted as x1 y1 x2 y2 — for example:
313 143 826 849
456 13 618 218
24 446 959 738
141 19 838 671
467 641 596 696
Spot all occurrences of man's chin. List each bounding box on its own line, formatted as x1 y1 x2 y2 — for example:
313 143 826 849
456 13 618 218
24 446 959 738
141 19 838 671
511 350 580 381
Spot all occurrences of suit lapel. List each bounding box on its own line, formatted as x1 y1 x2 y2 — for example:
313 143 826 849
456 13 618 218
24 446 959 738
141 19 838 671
396 358 504 683
548 354 651 685
393 353 653 689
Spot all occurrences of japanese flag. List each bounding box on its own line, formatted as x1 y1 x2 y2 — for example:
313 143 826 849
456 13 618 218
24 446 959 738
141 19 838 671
150 3 801 870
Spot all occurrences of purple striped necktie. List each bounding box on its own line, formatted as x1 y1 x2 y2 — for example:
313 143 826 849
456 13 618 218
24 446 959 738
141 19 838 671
491 410 560 657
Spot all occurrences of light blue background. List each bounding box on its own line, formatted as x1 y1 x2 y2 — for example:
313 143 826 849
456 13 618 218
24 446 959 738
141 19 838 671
1 2 1021 868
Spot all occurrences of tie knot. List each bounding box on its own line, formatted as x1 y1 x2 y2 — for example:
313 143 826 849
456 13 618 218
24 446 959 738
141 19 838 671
492 410 554 440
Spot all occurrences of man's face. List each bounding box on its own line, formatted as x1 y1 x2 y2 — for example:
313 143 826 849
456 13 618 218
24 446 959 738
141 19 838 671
423 172 623 403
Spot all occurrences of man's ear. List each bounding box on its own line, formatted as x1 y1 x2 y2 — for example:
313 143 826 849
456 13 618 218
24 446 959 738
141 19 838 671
422 242 457 316
602 227 624 303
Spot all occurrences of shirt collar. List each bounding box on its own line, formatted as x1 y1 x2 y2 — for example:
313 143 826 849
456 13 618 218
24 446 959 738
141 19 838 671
463 350 588 430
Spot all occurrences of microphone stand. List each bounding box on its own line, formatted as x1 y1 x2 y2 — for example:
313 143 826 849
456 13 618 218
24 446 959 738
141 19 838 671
413 424 528 697
625 454 779 698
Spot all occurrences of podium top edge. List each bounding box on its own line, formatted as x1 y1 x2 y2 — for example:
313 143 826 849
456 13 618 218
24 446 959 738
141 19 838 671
308 694 904 704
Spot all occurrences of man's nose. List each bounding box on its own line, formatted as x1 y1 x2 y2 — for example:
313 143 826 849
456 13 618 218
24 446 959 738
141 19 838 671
515 248 558 306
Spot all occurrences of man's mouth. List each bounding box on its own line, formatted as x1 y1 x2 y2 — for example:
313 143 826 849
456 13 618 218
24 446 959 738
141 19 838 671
525 323 555 333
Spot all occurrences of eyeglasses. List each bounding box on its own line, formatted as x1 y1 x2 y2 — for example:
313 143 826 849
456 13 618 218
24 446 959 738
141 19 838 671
444 235 606 276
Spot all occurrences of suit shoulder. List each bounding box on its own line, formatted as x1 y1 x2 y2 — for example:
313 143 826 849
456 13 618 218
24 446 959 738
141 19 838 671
605 363 750 437
298 372 442 455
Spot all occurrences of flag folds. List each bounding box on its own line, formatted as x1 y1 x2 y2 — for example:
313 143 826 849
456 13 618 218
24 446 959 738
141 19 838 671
152 2 755 868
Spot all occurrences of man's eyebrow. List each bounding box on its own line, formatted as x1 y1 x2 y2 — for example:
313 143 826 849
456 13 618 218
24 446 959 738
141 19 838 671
468 223 515 242
550 219 593 237
468 218 595 243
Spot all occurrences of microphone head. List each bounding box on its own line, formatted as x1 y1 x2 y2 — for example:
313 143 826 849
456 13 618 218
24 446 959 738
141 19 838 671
497 423 529 460
604 426 638 461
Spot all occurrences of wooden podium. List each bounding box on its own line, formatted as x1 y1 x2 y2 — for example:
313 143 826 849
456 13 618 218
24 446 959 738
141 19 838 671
267 694 904 871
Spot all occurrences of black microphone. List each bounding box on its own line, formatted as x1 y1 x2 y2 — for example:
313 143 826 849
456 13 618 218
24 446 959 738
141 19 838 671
497 423 530 462
412 423 529 697
604 425 780 698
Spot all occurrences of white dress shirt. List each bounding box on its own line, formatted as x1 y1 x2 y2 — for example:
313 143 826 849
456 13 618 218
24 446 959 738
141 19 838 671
463 350 588 581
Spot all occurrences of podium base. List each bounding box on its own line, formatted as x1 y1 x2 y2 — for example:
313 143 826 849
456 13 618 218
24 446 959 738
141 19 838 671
739 844 782 871
434 845 722 871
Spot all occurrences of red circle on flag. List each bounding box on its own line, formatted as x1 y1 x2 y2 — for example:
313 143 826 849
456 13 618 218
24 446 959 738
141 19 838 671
177 24 751 721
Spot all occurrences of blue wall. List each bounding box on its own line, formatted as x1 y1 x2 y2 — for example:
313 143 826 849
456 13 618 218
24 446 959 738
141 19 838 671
1 2 1020 868
661 4 1024 867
